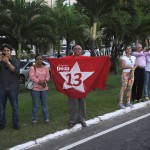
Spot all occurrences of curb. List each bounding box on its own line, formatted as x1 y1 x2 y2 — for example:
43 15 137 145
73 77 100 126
9 100 150 150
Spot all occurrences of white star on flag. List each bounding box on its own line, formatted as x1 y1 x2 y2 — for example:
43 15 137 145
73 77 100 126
59 62 94 92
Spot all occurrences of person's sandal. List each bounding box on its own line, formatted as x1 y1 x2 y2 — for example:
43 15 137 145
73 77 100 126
68 122 75 128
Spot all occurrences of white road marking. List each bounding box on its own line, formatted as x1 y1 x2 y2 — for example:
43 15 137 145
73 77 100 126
59 113 150 150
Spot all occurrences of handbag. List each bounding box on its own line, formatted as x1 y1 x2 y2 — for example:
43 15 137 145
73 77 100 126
25 65 36 89
25 77 34 89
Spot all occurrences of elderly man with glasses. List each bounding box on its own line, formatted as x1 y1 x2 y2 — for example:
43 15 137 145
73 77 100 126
65 45 88 128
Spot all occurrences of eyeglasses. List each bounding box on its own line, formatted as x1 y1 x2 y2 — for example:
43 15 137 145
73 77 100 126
74 48 82 50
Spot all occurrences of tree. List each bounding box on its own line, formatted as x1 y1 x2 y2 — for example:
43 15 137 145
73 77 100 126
76 0 118 56
132 0 150 45
52 1 88 55
0 0 53 57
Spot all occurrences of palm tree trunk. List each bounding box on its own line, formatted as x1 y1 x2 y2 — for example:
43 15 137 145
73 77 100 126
90 39 96 56
91 22 97 40
66 38 70 56
114 61 119 75
136 36 139 44
90 22 97 56
18 42 22 58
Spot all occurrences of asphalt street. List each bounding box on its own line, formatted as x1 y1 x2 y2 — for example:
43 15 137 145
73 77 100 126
28 105 150 150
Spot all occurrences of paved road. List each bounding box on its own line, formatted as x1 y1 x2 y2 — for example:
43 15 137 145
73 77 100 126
28 105 150 150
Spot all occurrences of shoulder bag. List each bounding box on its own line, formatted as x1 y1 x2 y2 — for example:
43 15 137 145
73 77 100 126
25 65 36 89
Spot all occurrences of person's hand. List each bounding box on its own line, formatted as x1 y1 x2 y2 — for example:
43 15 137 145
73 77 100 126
38 80 46 88
143 46 148 52
131 66 136 71
2 55 9 64
131 67 135 71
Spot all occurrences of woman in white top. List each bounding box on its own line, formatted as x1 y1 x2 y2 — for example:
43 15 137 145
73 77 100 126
119 46 136 109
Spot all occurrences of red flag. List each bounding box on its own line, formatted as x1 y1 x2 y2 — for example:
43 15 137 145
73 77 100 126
47 56 111 98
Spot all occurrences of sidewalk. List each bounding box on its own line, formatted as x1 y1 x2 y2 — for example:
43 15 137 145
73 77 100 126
9 100 150 150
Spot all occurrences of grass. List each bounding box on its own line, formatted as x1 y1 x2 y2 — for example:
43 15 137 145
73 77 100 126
0 73 121 150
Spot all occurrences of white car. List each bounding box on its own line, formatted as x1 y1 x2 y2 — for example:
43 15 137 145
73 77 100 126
19 59 50 84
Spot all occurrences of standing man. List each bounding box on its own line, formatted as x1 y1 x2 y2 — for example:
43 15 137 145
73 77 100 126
0 44 20 130
66 45 87 128
132 43 150 102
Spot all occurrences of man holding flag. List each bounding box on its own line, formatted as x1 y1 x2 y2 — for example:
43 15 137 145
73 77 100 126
48 45 110 128
66 45 88 128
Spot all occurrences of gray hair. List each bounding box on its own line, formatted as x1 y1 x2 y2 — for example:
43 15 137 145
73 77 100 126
135 43 142 48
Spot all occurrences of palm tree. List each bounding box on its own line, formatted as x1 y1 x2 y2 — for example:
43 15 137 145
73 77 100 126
76 0 117 56
52 1 88 56
76 0 143 56
133 0 150 45
0 0 54 58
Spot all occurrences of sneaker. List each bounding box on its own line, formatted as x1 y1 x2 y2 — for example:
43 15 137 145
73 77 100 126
68 122 76 128
32 121 37 126
135 100 139 103
80 122 87 127
126 103 134 108
0 124 5 130
13 124 20 130
44 119 49 124
139 99 143 102
118 103 126 109
145 97 149 100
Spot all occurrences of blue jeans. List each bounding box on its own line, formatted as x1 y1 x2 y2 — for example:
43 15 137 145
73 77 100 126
144 71 150 97
31 90 49 122
0 89 19 125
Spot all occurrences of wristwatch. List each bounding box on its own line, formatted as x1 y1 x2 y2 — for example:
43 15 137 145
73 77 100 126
7 61 11 65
